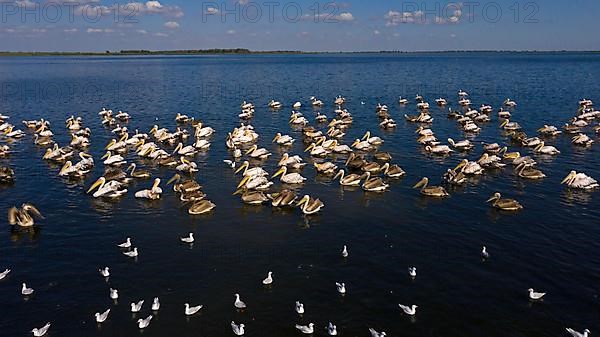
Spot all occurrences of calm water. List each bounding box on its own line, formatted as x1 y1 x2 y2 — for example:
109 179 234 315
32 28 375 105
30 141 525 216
1 53 599 337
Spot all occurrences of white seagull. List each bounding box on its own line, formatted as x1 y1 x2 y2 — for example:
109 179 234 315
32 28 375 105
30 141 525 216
336 282 346 294
295 323 314 334
95 308 111 323
31 322 51 337
130 300 144 312
262 271 273 285
481 246 490 259
21 283 34 295
137 315 152 329
184 303 203 315
151 297 160 311
295 301 304 314
99 267 110 277
566 328 591 337
398 304 418 316
117 237 132 248
109 288 119 300
528 288 546 300
234 293 247 309
0 268 10 280
408 267 417 278
180 233 194 243
327 322 338 335
341 245 348 258
231 321 245 336
369 328 387 337
123 247 138 258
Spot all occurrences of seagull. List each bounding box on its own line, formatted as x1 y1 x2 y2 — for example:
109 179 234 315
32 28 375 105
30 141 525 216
224 160 236 169
117 237 132 248
151 297 160 311
109 288 119 300
0 268 10 280
231 321 245 336
528 288 546 300
123 247 138 258
295 301 304 314
481 246 490 259
95 308 110 323
180 233 194 243
31 322 51 336
137 315 152 329
398 304 418 316
262 271 273 285
341 245 348 258
21 283 34 295
327 322 338 335
408 267 417 278
184 303 203 316
369 328 387 337
566 329 591 337
99 267 110 277
295 323 314 334
336 282 346 294
130 300 144 312
234 293 246 309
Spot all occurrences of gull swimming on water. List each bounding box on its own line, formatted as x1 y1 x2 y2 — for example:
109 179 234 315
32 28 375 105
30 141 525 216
31 322 51 336
295 323 314 334
566 328 591 337
151 297 160 311
398 304 418 316
528 288 546 300
231 321 245 336
184 303 203 315
109 288 118 300
99 267 110 277
234 293 247 309
137 315 152 329
327 322 338 335
22 283 34 295
408 267 417 278
130 300 144 312
117 237 132 248
336 282 346 294
123 247 138 258
262 271 273 285
369 328 386 337
295 301 304 314
95 308 110 323
481 246 490 259
0 268 10 280
180 233 194 243
341 245 348 258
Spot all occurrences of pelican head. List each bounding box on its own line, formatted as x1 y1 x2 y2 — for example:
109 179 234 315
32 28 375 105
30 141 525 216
561 170 577 185
362 131 372 140
486 192 502 203
101 151 112 160
167 174 181 185
59 161 73 175
412 177 429 189
454 159 469 171
272 133 282 142
500 119 509 127
351 139 361 148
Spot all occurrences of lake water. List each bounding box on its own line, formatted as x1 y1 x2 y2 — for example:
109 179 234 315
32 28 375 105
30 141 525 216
1 53 599 337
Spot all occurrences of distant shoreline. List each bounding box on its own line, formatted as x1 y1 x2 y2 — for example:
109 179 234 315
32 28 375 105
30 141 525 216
1 49 599 57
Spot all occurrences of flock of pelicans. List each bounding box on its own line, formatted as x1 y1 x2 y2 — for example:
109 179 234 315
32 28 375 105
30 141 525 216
0 92 598 336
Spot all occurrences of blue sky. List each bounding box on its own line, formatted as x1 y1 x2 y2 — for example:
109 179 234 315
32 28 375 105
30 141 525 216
0 0 599 51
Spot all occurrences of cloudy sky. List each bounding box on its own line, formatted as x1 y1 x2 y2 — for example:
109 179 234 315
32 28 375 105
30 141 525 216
0 0 599 52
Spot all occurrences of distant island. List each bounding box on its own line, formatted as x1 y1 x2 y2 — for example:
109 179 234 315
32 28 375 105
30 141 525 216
0 49 598 57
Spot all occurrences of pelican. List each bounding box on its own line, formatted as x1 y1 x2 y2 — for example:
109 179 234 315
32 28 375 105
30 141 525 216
0 167 15 183
351 138 373 151
58 161 90 177
382 163 405 178
516 163 546 180
487 192 523 211
314 162 338 175
188 200 216 214
101 151 126 166
273 133 295 146
296 195 324 215
362 131 384 145
235 161 268 178
245 145 271 159
425 144 453 155
500 119 521 131
193 138 211 150
43 144 73 162
237 175 273 190
173 142 197 156
3 125 25 138
478 153 505 169
537 124 562 136
175 113 191 123
362 172 389 192
175 157 198 173
447 138 474 151
572 133 594 146
233 189 268 205
105 135 127 152
310 96 324 107
267 189 298 207
95 308 111 323
278 153 305 169
87 177 128 198
273 166 306 184
534 142 560 155
333 169 362 186
137 315 152 329
443 168 467 185
268 100 282 109
455 159 484 175
503 98 517 107
135 178 162 199
8 203 44 227
413 177 449 197
127 163 151 179
561 171 598 189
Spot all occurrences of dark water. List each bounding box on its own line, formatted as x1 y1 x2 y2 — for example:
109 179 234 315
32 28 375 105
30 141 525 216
1 53 599 337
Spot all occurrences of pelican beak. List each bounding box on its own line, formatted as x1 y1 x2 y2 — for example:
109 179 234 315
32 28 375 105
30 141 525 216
167 174 180 185
296 195 308 206
454 161 465 171
101 152 110 160
244 146 255 155
362 131 370 140
486 195 497 203
234 162 248 174
561 172 574 184
87 178 103 194
272 167 285 178
272 134 279 142
305 144 315 152
232 188 243 196
105 140 115 150
237 176 250 189
351 140 359 147
119 133 128 142
412 178 425 189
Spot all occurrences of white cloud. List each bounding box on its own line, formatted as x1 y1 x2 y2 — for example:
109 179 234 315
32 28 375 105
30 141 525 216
136 29 147 34
86 28 113 33
226 29 236 35
302 11 355 22
154 32 168 37
163 21 179 29
64 28 78 33
373 30 380 35
76 1 184 20
337 12 354 21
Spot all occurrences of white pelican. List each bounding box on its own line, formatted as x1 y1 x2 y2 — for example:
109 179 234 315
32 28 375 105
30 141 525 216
534 142 560 155
278 153 304 168
8 204 44 227
102 151 126 166
3 126 25 138
351 139 373 151
194 122 215 138
245 145 271 159
561 171 598 189
362 131 384 145
296 195 324 215
305 142 330 157
272 166 306 184
454 159 484 175
237 175 273 190
369 328 386 337
234 293 246 309
272 133 295 146
310 96 324 107
235 161 268 178
268 100 282 109
425 144 453 155
87 177 128 198
447 138 473 150
135 178 162 199
173 142 197 156
175 157 198 173
333 169 362 186
566 328 590 337
262 271 273 285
